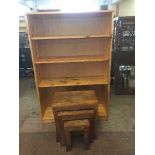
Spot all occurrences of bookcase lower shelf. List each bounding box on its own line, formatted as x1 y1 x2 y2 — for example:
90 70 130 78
42 104 107 123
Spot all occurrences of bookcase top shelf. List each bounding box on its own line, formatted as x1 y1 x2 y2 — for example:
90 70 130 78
38 76 108 88
27 10 113 15
31 34 112 40
35 56 109 64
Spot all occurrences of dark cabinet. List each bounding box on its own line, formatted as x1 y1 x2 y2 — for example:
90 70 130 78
19 32 33 77
112 16 135 95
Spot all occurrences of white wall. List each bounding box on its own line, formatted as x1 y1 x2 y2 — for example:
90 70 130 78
36 0 100 11
119 0 135 16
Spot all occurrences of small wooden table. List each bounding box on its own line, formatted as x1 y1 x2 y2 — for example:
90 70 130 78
64 119 90 151
58 109 95 146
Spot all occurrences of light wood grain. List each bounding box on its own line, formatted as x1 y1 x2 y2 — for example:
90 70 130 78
25 15 44 117
38 76 108 88
35 56 109 64
39 62 108 80
31 34 112 40
33 38 111 59
27 12 112 37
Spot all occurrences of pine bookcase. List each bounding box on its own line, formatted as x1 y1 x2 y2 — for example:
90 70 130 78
26 10 113 123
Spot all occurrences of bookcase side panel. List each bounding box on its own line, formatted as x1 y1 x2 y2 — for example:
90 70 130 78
26 14 43 117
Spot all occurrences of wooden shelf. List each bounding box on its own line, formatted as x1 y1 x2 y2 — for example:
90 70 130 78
35 56 109 64
38 76 108 88
42 104 107 123
31 34 112 40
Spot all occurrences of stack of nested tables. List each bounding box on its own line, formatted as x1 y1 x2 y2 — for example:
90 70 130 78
52 90 98 151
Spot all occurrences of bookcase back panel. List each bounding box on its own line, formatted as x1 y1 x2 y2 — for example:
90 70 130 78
28 13 112 37
39 62 108 79
34 38 111 58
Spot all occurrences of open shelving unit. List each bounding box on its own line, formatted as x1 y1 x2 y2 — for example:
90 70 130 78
26 10 113 123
